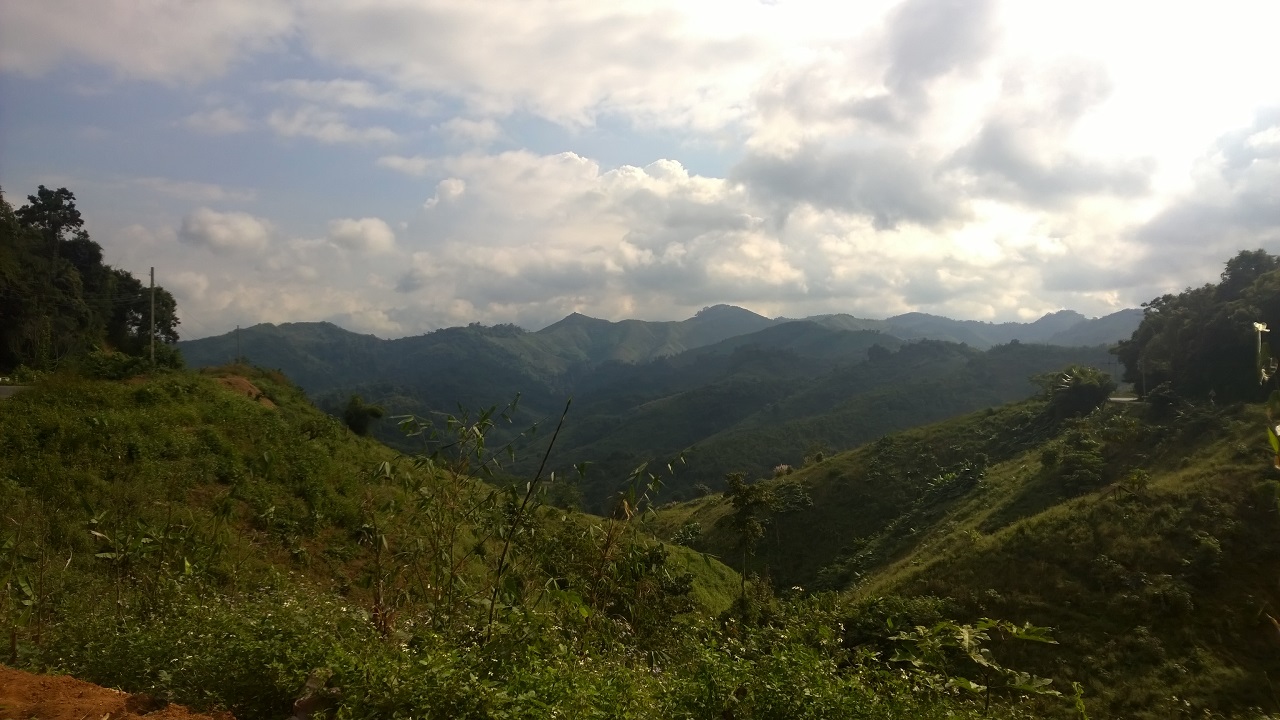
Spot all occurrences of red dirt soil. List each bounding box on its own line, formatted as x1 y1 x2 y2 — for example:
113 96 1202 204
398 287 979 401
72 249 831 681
214 376 276 409
0 666 233 720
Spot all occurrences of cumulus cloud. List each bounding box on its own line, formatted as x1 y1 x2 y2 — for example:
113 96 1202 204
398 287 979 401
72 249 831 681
423 178 466 208
952 119 1152 207
10 0 1280 339
1135 108 1280 263
731 143 961 229
0 0 293 82
883 0 998 101
298 1 769 129
383 151 817 324
328 217 396 254
268 106 399 144
752 0 999 140
949 62 1154 207
396 267 431 294
168 271 211 303
179 208 273 255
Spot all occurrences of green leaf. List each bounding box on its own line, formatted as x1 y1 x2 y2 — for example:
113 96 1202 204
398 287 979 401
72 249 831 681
948 677 986 694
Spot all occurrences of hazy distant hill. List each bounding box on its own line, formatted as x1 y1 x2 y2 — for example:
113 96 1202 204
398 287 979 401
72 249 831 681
532 304 778 364
1045 308 1145 346
548 340 1114 507
179 305 1138 509
880 309 1101 348
181 305 1139 379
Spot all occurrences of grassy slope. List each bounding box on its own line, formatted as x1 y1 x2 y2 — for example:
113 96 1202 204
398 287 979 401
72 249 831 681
654 398 1280 718
0 366 737 619
8 368 1050 720
864 405 1280 717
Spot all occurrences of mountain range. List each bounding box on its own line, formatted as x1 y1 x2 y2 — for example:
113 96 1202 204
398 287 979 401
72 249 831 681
179 305 1140 509
181 305 1140 373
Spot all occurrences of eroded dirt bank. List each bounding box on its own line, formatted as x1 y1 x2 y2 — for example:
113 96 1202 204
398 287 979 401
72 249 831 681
0 665 233 720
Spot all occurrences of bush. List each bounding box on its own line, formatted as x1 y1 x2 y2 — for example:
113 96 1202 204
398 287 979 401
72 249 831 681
79 349 147 380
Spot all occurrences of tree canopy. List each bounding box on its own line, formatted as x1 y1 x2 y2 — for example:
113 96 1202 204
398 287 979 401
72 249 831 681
0 185 180 371
1114 249 1280 402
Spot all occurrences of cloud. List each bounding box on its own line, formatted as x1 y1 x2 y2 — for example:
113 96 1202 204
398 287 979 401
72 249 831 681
266 78 404 110
380 151 819 325
952 118 1152 207
0 0 293 82
377 155 432 176
396 267 430 294
268 106 399 144
179 208 273 255
328 217 396 254
1135 109 1280 260
752 0 999 138
133 177 255 204
434 117 502 146
730 142 962 229
168 271 211 303
423 178 466 208
938 61 1154 208
183 107 251 135
883 0 998 100
299 1 770 129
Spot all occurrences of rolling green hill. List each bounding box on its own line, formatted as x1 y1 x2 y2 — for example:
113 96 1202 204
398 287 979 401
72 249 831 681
653 390 1280 718
647 252 1280 718
1 365 1069 720
544 340 1114 509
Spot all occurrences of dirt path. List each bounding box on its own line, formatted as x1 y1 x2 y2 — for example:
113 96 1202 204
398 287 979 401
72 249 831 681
0 666 233 720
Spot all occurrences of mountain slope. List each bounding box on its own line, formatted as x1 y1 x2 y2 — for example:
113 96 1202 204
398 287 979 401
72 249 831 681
531 304 779 364
551 341 1113 507
176 307 1137 510
653 389 1280 719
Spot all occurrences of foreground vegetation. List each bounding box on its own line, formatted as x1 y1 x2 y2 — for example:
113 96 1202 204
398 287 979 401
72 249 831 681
4 182 1277 717
0 366 1069 719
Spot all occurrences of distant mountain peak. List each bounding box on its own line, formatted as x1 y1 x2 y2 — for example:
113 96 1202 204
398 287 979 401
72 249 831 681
545 311 608 328
692 304 769 321
1032 309 1087 323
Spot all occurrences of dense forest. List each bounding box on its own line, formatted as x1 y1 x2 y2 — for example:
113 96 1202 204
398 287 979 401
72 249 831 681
0 185 181 373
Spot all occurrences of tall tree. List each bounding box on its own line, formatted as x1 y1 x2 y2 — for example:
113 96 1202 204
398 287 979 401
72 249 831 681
15 186 84 260
0 186 182 371
1114 249 1280 402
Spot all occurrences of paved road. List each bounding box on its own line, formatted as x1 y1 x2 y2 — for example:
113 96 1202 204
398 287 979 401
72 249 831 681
0 386 30 399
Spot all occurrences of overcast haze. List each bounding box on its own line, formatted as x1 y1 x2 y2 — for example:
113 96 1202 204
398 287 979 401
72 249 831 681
2 0 1278 340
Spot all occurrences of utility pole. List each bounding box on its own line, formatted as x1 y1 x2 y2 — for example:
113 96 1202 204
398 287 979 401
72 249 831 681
236 325 241 363
149 267 155 365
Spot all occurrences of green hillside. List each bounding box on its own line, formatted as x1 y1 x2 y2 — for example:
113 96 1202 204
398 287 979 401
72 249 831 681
2 366 1071 719
176 299 1139 516
650 251 1280 718
552 340 1114 508
656 390 1280 717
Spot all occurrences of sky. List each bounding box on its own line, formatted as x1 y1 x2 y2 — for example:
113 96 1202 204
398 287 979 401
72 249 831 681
2 0 1279 340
